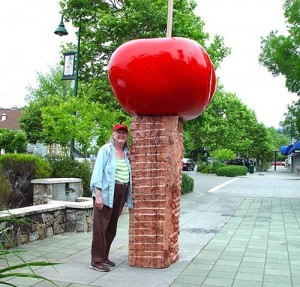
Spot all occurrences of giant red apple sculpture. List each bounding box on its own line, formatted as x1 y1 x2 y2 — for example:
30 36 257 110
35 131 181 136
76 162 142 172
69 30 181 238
108 37 216 121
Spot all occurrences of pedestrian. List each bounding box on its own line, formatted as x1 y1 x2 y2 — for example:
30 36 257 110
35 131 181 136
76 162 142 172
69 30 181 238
90 123 133 272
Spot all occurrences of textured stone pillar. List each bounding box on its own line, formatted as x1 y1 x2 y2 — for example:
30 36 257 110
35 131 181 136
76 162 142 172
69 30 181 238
128 115 183 268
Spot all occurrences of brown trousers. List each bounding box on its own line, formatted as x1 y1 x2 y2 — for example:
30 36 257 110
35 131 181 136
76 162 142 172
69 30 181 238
91 183 128 263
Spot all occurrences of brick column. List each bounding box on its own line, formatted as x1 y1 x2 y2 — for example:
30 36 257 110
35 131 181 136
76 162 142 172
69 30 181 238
128 115 183 268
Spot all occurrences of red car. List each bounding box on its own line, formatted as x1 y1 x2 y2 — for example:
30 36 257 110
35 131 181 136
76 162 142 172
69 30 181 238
272 161 285 166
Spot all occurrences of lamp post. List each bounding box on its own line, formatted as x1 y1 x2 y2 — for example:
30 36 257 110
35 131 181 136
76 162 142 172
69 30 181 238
54 15 81 159
273 149 279 171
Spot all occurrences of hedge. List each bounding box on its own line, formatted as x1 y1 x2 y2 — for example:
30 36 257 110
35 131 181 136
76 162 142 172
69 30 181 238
181 173 194 194
216 165 248 177
0 154 52 209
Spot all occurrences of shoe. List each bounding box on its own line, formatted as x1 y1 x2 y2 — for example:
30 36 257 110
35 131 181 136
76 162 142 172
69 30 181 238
90 262 110 272
103 259 116 267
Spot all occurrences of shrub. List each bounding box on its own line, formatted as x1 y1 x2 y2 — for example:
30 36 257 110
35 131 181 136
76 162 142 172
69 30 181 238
45 156 92 197
197 161 227 174
212 161 227 173
202 164 214 174
196 162 205 172
0 173 11 210
181 173 194 194
216 165 248 177
0 154 52 209
256 162 270 172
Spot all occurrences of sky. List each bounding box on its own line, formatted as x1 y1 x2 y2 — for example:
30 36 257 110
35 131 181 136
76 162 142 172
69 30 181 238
196 0 298 128
0 0 298 128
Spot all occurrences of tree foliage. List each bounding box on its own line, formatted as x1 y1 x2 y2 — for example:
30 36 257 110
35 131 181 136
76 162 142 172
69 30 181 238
20 66 73 144
19 0 283 166
259 0 300 95
184 84 259 159
183 82 287 164
59 0 230 105
0 129 28 153
214 148 235 162
41 96 119 157
280 99 300 140
20 0 230 157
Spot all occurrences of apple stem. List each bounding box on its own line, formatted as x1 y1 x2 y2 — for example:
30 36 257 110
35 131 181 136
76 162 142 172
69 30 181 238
167 0 173 37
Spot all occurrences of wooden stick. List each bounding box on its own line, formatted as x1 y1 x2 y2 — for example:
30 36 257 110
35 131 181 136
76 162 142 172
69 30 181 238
167 0 174 37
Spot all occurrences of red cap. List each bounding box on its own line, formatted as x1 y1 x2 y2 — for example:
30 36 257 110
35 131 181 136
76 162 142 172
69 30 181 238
113 123 128 132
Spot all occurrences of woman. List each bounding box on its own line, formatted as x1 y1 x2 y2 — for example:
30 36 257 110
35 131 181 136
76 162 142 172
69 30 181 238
90 123 133 272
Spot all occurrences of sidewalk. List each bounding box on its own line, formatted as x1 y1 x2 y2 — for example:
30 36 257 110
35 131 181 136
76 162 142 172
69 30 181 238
3 166 300 287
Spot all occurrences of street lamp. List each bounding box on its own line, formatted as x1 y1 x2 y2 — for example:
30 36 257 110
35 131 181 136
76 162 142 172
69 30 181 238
54 15 68 36
273 149 279 171
54 15 81 159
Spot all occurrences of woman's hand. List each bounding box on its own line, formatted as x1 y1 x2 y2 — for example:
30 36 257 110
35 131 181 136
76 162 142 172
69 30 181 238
95 196 104 210
94 187 103 210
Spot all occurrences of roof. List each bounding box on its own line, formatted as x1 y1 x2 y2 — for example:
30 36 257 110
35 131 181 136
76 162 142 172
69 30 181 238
280 144 293 155
0 108 22 130
288 140 300 154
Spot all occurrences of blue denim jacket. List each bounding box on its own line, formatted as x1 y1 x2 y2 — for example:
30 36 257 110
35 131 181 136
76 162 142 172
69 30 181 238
90 141 133 208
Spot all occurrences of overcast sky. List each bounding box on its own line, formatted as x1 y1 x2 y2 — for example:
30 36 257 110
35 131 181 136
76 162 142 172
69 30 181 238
196 0 298 128
0 0 298 128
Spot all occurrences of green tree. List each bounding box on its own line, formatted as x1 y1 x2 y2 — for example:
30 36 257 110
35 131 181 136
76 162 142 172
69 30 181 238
20 0 231 158
20 66 73 144
268 127 290 149
41 96 118 157
0 129 28 154
11 132 28 153
280 99 300 140
59 0 230 106
259 0 300 95
184 85 259 159
214 148 235 162
247 123 273 164
20 65 123 155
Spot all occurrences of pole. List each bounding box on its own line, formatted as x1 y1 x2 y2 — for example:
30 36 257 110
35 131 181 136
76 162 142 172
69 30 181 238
274 150 278 171
70 23 81 159
166 0 173 37
73 24 81 99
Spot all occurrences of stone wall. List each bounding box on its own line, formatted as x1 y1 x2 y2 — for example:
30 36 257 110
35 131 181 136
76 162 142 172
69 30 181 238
31 178 83 205
128 116 183 268
0 199 93 248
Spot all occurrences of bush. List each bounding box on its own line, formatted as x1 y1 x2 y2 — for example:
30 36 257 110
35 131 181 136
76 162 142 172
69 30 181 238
45 156 92 197
0 154 52 209
181 173 194 194
197 162 214 173
197 161 226 174
256 162 270 172
0 173 11 210
212 161 227 172
216 165 248 177
196 162 206 172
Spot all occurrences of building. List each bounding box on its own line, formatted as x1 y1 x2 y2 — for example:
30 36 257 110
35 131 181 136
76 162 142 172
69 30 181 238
0 108 22 130
280 142 300 175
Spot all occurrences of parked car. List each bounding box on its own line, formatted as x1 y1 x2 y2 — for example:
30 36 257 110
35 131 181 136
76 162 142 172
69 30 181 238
272 161 285 166
227 158 245 166
182 158 195 171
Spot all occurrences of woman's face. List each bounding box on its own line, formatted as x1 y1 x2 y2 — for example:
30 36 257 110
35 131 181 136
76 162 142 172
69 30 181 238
113 129 128 145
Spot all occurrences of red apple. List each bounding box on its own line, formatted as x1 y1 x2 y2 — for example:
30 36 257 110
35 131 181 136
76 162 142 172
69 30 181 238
205 66 216 109
108 37 216 121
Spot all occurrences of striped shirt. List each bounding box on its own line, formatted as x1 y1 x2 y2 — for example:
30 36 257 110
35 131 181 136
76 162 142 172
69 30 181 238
115 158 129 183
